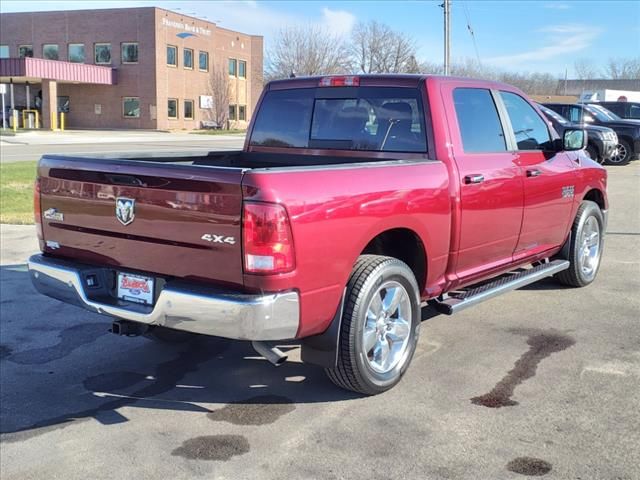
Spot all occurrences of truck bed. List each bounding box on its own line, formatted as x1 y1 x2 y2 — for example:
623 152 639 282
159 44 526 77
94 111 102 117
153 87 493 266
49 150 398 170
36 150 418 291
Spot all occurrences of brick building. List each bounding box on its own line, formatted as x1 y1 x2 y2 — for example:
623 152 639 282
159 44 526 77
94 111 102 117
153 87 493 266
0 7 264 130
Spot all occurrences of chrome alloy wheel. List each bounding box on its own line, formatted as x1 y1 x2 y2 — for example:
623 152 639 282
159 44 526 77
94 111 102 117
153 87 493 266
579 216 601 279
610 143 627 163
362 281 412 374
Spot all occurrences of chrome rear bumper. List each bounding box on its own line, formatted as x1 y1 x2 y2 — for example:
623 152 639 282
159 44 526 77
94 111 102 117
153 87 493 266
28 254 300 341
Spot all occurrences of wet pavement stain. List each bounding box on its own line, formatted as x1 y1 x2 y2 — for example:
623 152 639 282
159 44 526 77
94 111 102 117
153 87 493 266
171 435 250 461
506 457 552 476
207 395 295 425
7 323 109 365
0 344 13 360
1 337 229 440
471 330 575 408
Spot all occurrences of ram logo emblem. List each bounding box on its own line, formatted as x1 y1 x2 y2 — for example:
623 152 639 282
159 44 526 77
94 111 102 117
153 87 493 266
115 197 135 226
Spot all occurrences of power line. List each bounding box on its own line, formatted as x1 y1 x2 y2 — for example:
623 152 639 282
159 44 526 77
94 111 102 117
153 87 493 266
462 1 481 65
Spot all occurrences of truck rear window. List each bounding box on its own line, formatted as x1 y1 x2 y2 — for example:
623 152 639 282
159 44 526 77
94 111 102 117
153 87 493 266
250 87 427 153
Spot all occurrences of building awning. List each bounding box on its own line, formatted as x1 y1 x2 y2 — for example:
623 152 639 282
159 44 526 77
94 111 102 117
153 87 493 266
0 57 116 85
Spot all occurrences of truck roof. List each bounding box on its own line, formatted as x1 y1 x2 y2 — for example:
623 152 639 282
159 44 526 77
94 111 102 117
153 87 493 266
266 74 516 92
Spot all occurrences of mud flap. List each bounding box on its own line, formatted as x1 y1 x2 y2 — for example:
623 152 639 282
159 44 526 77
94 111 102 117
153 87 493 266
299 291 345 368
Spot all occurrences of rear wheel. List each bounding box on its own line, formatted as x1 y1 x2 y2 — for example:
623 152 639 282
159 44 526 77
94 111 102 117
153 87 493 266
325 255 421 395
605 139 631 165
556 200 604 287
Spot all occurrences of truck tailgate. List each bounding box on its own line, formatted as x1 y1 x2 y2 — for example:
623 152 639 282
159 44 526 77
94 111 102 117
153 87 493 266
37 156 245 287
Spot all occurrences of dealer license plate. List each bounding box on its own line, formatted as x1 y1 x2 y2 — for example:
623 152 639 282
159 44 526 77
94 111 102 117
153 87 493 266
117 272 154 305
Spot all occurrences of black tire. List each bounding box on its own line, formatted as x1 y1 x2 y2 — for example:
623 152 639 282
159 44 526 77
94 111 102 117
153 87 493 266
555 200 605 287
585 144 602 164
144 326 198 343
325 255 421 395
605 139 631 166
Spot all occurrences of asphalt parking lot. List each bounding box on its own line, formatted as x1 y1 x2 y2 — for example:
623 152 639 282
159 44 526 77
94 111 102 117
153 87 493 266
1 162 639 480
0 131 245 163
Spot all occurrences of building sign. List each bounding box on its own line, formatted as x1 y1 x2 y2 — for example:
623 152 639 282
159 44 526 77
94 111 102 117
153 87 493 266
199 95 213 109
162 17 211 37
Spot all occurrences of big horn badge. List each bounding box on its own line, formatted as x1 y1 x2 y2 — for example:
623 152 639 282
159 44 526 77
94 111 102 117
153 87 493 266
115 197 135 226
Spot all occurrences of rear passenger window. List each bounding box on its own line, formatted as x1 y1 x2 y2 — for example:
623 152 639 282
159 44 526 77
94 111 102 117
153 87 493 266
499 92 552 150
453 88 506 153
629 105 640 119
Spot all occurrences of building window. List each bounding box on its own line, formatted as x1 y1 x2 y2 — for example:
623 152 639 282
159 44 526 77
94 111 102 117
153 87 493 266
239 60 246 79
184 100 194 120
42 44 59 60
228 58 237 77
123 97 140 118
183 48 193 69
167 45 177 67
94 43 112 64
68 44 85 63
238 105 246 121
199 51 209 71
19 45 33 58
168 99 178 119
0 45 8 58
229 104 237 121
121 42 138 64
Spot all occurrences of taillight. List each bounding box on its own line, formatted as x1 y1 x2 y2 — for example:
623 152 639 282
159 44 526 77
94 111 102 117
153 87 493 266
319 76 360 87
34 177 43 245
243 202 295 274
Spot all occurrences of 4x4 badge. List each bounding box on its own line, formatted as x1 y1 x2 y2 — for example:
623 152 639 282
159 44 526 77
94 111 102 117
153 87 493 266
115 197 135 226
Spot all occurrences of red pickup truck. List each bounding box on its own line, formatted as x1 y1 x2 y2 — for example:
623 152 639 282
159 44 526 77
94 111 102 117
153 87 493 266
29 75 608 395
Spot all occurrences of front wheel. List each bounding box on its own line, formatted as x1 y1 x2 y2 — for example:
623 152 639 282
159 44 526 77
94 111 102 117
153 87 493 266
555 200 605 287
325 255 421 395
605 139 631 166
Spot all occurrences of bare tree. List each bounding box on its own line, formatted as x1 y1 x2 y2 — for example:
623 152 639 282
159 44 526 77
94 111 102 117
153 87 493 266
574 58 600 80
265 25 351 81
351 21 418 73
208 63 230 128
603 57 640 79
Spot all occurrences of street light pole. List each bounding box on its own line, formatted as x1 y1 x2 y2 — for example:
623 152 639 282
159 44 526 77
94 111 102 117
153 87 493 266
443 0 451 75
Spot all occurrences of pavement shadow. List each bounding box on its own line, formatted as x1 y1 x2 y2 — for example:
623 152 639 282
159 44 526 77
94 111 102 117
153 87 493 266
0 264 360 442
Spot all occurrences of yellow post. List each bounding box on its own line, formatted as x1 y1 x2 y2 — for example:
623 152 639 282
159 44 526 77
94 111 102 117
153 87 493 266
60 112 65 131
12 110 18 132
35 110 40 129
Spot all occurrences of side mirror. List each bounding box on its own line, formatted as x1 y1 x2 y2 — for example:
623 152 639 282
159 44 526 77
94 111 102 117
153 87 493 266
563 128 587 151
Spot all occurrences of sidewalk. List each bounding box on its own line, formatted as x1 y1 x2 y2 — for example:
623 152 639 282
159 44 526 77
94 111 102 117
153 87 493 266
0 129 245 146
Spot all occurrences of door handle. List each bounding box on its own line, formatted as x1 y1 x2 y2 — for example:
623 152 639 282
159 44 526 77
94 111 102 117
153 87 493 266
526 169 542 177
464 174 484 184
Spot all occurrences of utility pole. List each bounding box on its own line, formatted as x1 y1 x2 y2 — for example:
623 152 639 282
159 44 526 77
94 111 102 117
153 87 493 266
442 0 451 75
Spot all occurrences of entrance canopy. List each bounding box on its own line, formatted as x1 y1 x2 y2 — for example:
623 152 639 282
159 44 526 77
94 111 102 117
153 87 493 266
0 57 116 85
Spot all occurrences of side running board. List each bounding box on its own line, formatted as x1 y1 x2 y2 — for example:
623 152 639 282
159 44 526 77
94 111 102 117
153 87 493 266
434 260 570 315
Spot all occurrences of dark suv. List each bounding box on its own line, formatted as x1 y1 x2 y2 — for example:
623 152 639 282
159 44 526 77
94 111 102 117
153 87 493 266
591 101 640 120
537 103 618 165
543 102 640 165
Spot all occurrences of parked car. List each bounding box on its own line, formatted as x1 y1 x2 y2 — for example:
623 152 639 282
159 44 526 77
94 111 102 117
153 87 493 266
590 101 640 120
29 75 607 395
537 103 618 165
543 102 640 165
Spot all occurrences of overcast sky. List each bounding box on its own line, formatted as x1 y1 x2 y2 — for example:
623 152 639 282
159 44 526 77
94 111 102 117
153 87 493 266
2 0 639 77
